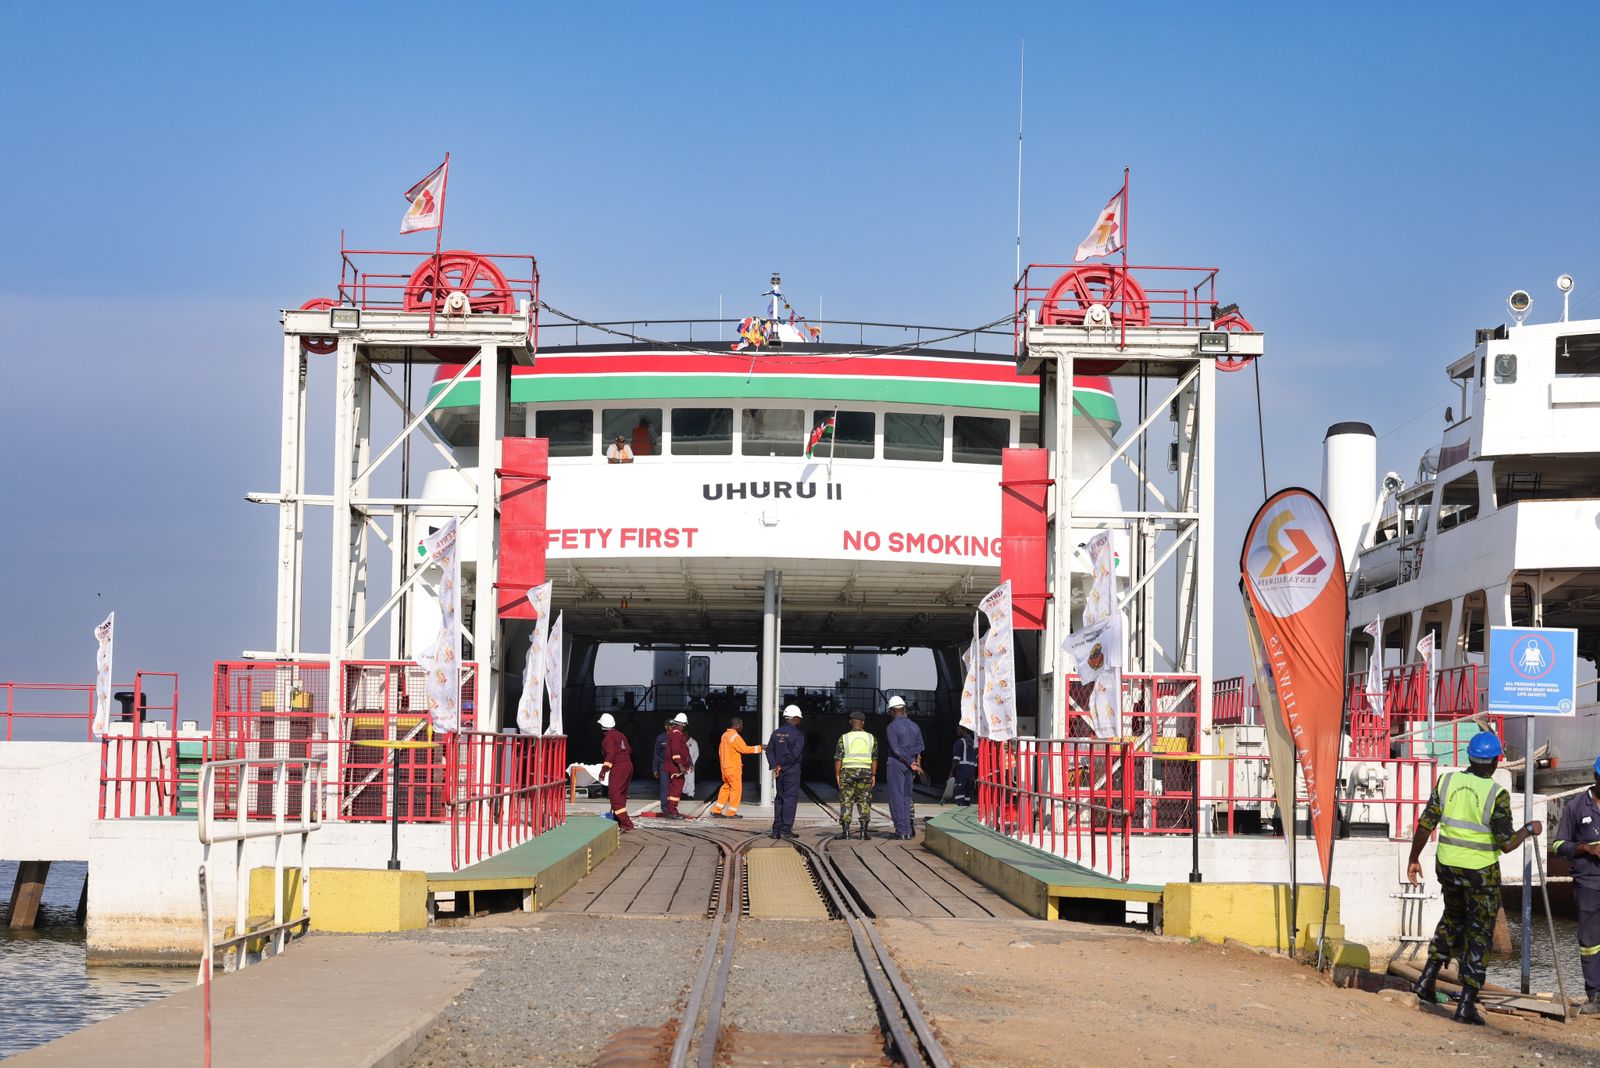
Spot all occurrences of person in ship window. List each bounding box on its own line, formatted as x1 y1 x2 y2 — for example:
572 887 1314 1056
631 416 656 457
606 434 634 464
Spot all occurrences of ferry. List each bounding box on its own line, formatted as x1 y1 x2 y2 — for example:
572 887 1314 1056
409 273 1127 764
1324 276 1600 786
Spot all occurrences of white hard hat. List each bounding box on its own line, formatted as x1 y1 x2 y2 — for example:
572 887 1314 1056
783 704 803 719
887 695 906 709
672 712 689 725
598 713 616 729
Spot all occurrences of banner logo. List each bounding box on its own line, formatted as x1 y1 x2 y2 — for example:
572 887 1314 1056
1246 502 1338 615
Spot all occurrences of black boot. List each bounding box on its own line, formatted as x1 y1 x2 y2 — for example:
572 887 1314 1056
1453 986 1486 1026
1413 959 1443 1004
1579 993 1600 1016
840 823 850 840
859 822 870 840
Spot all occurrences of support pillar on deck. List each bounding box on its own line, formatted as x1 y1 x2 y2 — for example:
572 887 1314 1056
758 568 781 808
7 860 50 929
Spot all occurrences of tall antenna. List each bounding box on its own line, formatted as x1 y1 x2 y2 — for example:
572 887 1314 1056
1015 36 1025 282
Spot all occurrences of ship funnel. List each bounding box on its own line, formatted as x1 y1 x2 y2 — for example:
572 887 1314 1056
1322 422 1376 569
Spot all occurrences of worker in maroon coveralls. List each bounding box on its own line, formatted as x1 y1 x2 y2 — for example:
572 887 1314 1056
663 712 692 818
598 713 636 831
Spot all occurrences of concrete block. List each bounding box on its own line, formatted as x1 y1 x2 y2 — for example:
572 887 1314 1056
1162 881 1339 952
308 868 428 933
247 866 306 922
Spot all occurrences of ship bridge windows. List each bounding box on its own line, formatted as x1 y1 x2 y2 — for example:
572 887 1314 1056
603 408 661 457
742 408 805 457
1556 333 1600 376
1493 458 1600 503
536 409 594 458
953 415 1009 465
1436 473 1480 531
884 412 945 462
671 407 733 455
811 409 874 459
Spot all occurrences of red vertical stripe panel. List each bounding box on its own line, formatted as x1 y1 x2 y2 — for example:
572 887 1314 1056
497 437 549 619
1000 447 1050 630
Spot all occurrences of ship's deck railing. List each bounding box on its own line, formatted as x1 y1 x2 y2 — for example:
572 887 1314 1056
977 736 1134 881
445 731 567 871
532 315 1017 355
1014 263 1228 353
1346 662 1497 762
333 245 539 316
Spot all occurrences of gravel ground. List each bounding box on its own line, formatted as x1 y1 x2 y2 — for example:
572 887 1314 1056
719 919 878 1035
400 913 706 1068
878 916 1600 1068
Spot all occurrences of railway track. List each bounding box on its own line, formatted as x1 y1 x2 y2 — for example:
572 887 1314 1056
608 821 950 1068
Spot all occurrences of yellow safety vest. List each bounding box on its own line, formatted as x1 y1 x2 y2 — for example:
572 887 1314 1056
840 731 875 770
1434 771 1505 870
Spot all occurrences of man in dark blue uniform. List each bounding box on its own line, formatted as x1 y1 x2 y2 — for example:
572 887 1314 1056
951 726 978 806
651 719 672 813
765 704 805 839
885 695 924 839
1551 756 1600 1015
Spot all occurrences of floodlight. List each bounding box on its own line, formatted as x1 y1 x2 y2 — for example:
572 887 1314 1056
1557 274 1575 294
329 306 361 332
1198 331 1230 354
1508 290 1532 325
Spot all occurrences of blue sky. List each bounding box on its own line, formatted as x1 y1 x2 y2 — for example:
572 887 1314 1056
4 3 1598 721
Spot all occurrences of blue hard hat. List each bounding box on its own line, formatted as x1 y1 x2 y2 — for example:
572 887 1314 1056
1592 754 1600 778
1467 732 1503 761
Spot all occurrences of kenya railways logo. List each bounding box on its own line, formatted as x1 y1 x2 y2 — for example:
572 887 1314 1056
1247 503 1337 615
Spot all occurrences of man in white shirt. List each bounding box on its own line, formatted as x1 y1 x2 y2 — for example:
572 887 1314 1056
606 434 634 464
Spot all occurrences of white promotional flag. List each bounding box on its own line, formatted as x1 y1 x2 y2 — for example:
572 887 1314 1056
1064 615 1123 738
959 612 981 734
1073 186 1126 262
1363 617 1384 720
400 157 448 235
1416 630 1436 665
543 612 565 736
416 519 462 732
92 612 115 737
515 582 553 734
978 582 1017 741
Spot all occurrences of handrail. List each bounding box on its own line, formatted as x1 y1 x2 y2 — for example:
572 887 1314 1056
198 757 325 980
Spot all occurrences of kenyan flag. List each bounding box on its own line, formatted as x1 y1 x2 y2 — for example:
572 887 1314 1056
805 416 836 458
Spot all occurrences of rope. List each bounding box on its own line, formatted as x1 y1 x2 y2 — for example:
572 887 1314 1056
1252 357 1268 500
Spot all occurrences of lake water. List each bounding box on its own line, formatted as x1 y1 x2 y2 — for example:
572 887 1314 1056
0 861 191 1059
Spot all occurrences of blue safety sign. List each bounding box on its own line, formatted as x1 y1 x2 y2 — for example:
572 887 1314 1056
1487 626 1578 716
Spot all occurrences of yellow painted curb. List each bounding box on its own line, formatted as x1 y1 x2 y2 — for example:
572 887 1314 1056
250 866 428 933
1162 881 1340 952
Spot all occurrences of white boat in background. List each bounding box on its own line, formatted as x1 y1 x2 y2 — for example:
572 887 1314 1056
1325 276 1600 785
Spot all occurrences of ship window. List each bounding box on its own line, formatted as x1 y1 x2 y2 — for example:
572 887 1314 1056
602 408 661 458
953 415 1010 465
810 409 874 459
1437 474 1479 530
535 409 594 458
670 407 732 456
1555 333 1600 376
884 412 945 462
741 408 804 457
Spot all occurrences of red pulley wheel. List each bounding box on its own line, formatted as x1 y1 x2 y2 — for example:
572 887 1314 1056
403 252 515 315
299 298 338 355
1212 312 1257 373
1039 267 1151 328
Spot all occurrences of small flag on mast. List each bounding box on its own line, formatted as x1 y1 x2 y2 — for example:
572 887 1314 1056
1073 184 1126 262
401 158 448 234
805 416 836 458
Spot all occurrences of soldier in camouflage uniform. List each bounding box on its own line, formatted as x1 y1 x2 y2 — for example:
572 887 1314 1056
1406 731 1541 1025
834 711 879 839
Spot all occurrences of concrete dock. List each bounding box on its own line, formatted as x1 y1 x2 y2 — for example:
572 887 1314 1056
7 936 486 1067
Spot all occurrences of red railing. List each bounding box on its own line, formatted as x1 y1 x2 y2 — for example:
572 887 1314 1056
447 731 568 871
1212 676 1247 726
338 660 477 823
1014 263 1228 353
976 737 1133 881
1346 662 1496 761
94 671 198 819
3 681 98 741
210 661 333 820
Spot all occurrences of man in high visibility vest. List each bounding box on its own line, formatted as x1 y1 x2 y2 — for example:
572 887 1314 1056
709 716 763 818
1549 755 1600 1015
834 711 879 839
1406 731 1542 1025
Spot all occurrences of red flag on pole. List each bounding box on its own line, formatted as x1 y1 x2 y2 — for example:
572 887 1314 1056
401 158 449 235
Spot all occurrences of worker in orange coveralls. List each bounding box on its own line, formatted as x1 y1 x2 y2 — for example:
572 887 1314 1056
662 712 692 818
708 716 763 818
597 713 636 831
